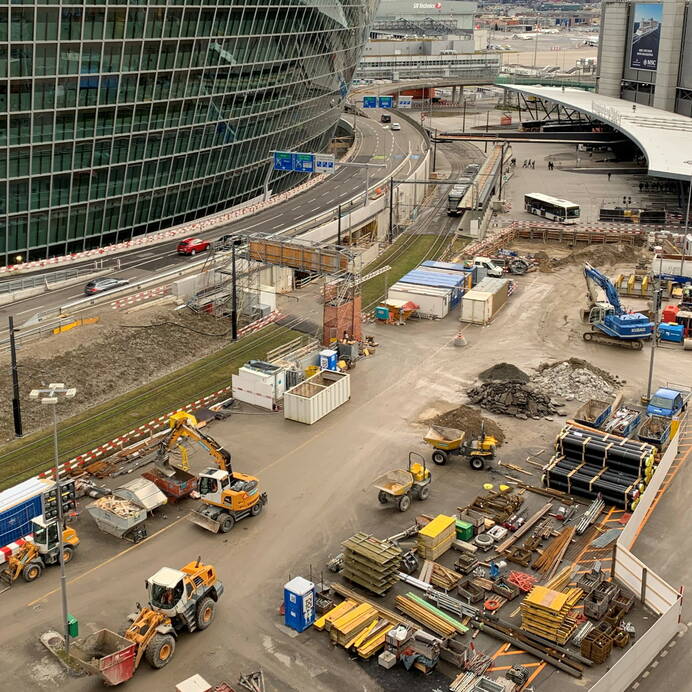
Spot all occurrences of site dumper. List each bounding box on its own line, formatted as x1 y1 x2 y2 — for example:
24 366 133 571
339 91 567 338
372 452 431 512
423 425 497 470
86 497 148 542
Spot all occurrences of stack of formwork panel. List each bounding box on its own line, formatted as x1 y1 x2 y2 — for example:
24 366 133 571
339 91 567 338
520 585 582 645
341 533 402 595
328 603 379 646
417 515 456 560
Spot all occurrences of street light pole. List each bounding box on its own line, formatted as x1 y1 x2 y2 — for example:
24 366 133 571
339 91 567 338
231 239 242 341
30 383 76 656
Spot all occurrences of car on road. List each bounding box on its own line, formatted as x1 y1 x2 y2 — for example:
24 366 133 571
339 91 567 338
84 277 130 295
215 234 241 250
381 114 392 124
391 122 401 131
177 237 210 255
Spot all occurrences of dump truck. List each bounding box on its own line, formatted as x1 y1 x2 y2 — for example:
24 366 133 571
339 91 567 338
71 559 223 685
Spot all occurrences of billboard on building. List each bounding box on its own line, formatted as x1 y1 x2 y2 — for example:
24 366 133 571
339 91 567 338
629 3 663 71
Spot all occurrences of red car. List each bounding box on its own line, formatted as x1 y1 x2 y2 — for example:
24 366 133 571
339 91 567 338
177 237 210 255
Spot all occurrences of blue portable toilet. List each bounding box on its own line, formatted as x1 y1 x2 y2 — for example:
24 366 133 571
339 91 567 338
319 349 338 370
283 576 316 632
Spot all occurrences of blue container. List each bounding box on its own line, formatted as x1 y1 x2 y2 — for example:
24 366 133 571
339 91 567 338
658 323 684 343
375 306 390 320
319 349 338 370
284 577 316 632
0 477 50 547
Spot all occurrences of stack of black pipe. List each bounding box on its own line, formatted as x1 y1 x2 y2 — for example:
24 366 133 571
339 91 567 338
543 423 656 509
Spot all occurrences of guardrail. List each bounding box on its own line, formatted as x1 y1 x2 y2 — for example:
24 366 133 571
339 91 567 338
0 264 106 294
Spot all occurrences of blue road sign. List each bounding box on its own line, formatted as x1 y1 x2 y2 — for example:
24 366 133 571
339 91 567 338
293 153 314 173
379 96 393 108
363 96 377 108
273 152 293 171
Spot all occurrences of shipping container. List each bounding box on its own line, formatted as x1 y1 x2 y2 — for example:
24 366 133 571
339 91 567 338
388 282 451 318
460 291 493 324
283 370 350 424
0 477 54 548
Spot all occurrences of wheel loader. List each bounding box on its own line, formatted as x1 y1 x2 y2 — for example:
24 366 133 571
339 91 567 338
0 517 79 586
71 558 223 685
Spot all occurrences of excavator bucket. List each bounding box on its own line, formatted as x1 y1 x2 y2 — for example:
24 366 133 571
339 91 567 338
70 629 137 685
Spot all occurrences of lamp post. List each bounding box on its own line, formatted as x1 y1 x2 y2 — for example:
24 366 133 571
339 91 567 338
230 238 242 341
29 383 76 655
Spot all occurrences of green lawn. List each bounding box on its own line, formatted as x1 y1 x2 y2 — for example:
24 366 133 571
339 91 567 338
360 234 448 309
0 325 299 489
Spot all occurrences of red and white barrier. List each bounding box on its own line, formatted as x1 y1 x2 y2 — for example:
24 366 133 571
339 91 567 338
111 285 172 310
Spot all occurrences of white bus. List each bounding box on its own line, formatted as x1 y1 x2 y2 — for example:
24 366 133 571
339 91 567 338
524 193 580 224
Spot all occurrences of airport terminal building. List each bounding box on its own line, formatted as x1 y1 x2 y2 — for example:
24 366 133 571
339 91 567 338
598 0 692 116
0 1 377 263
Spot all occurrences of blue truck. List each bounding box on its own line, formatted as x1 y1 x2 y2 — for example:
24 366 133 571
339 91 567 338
646 387 689 418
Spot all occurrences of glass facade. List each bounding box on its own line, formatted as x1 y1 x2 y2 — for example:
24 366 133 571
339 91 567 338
0 0 377 263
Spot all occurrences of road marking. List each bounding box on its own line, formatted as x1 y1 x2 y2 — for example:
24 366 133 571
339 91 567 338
26 515 187 607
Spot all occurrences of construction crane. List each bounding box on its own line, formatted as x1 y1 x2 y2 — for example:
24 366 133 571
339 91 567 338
0 517 79 587
156 412 267 534
71 559 223 684
582 262 653 349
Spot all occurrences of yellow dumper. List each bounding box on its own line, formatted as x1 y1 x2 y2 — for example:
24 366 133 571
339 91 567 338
372 453 431 512
424 425 496 470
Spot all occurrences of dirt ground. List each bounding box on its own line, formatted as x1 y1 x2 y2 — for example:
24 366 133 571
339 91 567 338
3 243 686 692
0 303 232 441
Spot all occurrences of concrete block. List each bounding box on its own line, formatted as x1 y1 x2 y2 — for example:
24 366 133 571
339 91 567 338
378 651 397 669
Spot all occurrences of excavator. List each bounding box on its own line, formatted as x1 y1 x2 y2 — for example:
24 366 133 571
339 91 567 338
155 412 268 534
71 558 223 684
582 263 653 349
0 516 79 586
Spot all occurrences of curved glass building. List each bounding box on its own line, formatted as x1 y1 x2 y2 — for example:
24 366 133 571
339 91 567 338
0 1 377 264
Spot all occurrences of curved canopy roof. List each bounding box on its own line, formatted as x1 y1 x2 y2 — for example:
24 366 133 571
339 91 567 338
503 85 692 181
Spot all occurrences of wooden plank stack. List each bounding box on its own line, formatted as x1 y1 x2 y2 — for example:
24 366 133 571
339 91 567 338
341 533 402 595
417 515 456 560
420 560 461 590
329 603 379 646
532 526 575 577
520 585 583 645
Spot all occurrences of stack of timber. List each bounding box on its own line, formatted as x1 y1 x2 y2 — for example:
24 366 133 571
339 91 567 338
342 533 402 595
419 560 461 590
520 585 582 645
321 601 395 658
417 515 456 560
532 527 575 577
395 592 469 637
544 422 656 508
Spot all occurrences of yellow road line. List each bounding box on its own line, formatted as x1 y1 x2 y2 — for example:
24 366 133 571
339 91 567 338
27 515 187 607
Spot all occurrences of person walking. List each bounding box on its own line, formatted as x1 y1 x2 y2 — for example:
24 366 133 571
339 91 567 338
639 182 644 192
531 160 535 169
607 172 612 181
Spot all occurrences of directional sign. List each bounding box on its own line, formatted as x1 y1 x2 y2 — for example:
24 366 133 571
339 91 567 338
273 152 293 171
293 152 314 173
379 96 393 108
398 96 413 109
315 153 335 175
362 96 377 108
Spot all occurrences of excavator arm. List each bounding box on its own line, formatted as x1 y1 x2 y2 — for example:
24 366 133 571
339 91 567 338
155 412 231 476
583 262 623 314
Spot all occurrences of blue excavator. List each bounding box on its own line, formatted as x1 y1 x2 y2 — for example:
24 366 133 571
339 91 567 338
582 263 653 350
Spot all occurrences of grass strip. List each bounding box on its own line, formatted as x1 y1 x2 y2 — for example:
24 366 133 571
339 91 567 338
0 325 299 489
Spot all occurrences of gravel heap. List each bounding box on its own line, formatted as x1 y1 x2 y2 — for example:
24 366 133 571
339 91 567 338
467 382 559 420
532 359 618 403
478 362 530 383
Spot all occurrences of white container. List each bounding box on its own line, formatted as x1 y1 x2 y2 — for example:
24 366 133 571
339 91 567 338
283 370 350 424
460 291 493 324
232 361 285 410
388 282 450 318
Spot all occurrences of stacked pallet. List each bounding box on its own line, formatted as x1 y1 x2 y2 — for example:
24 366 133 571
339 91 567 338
417 515 456 560
342 533 402 595
520 585 583 645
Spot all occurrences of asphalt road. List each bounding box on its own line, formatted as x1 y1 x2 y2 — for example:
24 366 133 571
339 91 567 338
0 112 426 331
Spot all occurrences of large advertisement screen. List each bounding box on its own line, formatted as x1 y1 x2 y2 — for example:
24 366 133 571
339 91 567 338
630 3 663 71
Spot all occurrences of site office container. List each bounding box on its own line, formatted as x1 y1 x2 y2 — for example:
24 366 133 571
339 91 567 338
420 261 475 289
460 278 510 324
388 282 451 318
231 361 285 411
0 477 55 548
283 370 350 424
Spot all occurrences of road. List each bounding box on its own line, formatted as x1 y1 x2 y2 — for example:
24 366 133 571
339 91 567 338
0 112 426 331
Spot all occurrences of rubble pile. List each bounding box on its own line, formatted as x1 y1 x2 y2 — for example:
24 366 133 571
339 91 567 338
467 382 559 420
533 360 618 403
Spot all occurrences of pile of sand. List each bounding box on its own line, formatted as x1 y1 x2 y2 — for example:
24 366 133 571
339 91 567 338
429 404 505 445
478 362 530 383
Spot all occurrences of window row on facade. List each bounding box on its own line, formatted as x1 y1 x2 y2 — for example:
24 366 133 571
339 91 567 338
0 6 358 43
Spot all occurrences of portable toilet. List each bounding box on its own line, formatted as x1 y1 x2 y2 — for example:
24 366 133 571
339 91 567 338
283 577 316 632
319 349 338 370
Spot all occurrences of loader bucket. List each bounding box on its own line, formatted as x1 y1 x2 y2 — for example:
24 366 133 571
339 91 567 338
71 629 137 685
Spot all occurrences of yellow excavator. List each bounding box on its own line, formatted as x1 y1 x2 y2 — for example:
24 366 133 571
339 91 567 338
0 517 79 586
71 558 223 684
156 412 268 534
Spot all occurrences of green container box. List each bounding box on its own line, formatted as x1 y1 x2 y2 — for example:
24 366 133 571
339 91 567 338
455 520 474 542
67 615 79 638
